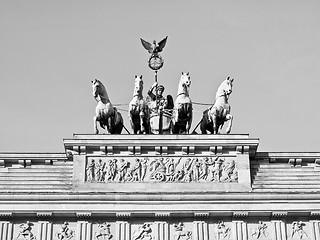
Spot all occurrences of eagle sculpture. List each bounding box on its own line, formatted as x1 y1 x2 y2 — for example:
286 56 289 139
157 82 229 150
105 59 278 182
140 36 168 54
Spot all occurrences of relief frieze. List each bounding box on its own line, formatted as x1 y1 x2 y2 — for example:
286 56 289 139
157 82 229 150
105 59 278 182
85 156 238 183
173 222 192 240
95 222 113 240
15 221 36 240
132 223 153 240
56 222 75 240
249 221 270 240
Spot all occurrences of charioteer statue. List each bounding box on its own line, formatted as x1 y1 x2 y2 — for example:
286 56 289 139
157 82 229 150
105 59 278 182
147 82 174 134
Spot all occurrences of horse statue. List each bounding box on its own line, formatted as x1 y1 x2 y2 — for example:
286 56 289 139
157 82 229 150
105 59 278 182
128 75 150 134
200 77 234 134
92 79 124 134
172 72 193 134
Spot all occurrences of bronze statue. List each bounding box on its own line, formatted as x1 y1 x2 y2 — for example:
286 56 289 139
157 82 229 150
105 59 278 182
147 82 174 134
140 36 168 55
92 79 124 134
200 77 234 134
128 75 150 134
172 72 193 134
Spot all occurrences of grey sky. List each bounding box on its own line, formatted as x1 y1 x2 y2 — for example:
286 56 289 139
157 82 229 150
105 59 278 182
0 1 320 152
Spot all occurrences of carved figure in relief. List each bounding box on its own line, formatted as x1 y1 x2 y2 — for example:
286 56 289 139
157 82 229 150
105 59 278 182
199 157 215 181
211 158 223 182
57 222 74 240
291 221 308 239
251 221 268 239
192 158 201 182
220 159 237 182
118 159 129 182
173 222 192 240
86 159 96 182
141 158 148 180
149 157 167 181
95 222 113 240
215 221 230 240
183 158 194 182
106 159 117 181
132 223 153 240
166 157 181 182
95 159 106 182
16 221 36 240
132 158 143 181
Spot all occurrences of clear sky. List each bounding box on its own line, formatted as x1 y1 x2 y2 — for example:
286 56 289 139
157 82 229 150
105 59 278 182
0 1 320 153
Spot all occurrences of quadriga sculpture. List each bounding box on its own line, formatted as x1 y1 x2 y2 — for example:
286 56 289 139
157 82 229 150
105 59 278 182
200 77 234 134
172 72 193 134
92 79 124 134
128 75 150 134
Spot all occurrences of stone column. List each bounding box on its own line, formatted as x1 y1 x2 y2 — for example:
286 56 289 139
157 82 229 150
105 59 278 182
311 221 320 240
38 221 52 240
271 220 286 240
193 221 209 240
116 221 130 240
0 221 13 240
232 221 247 240
77 221 92 240
154 222 169 240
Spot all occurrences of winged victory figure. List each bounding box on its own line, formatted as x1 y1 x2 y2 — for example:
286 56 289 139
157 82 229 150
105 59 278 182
140 36 168 54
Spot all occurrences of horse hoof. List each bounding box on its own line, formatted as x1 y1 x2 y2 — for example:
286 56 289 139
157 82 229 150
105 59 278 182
94 130 99 134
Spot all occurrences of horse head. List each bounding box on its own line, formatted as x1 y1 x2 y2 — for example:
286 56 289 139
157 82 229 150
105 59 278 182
216 76 234 100
91 79 109 103
180 72 191 87
178 72 191 96
133 75 143 97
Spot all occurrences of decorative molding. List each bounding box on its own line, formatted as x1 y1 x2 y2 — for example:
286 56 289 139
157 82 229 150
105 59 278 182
116 212 131 219
0 159 5 168
216 146 223 154
25 160 31 167
128 146 134 155
233 211 249 219
155 146 161 155
194 212 209 219
36 212 53 219
154 212 170 219
76 212 92 219
295 158 302 167
135 146 141 155
269 158 276 163
310 211 320 218
107 146 113 155
0 212 12 219
80 146 86 155
162 146 168 155
182 146 188 155
189 146 195 155
272 211 287 218
100 146 106 154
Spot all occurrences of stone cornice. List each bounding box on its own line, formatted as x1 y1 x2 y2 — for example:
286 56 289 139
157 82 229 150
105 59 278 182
64 134 259 157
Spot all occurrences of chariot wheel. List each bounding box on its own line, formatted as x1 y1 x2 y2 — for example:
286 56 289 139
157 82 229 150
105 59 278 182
153 172 165 182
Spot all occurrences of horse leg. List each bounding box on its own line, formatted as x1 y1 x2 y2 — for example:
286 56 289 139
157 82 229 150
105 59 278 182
186 106 192 134
225 114 233 134
212 116 218 134
93 116 99 134
139 111 145 134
